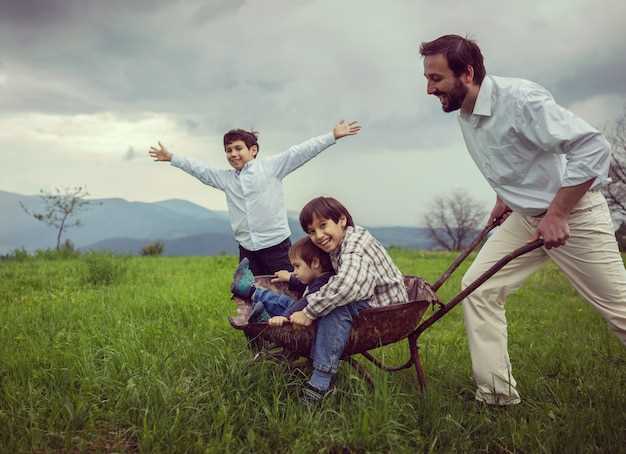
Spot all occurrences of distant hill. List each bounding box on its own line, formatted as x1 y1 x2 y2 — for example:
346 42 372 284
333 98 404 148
1 190 435 255
84 233 238 256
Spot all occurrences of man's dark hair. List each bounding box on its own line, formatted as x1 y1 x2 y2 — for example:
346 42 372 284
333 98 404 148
289 237 333 273
299 196 355 232
419 34 486 84
223 129 260 154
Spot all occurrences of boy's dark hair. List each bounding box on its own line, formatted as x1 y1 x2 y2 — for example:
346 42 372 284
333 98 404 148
419 34 486 84
289 237 333 273
299 196 355 232
223 129 260 154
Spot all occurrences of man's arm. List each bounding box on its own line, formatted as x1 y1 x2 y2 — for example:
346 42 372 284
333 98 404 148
148 142 229 191
517 88 611 189
266 121 361 179
516 88 611 248
528 178 595 249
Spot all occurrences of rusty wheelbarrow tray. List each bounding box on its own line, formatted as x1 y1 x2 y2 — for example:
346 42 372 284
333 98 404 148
229 220 544 390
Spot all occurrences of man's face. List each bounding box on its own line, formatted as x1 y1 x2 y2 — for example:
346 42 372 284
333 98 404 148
225 140 257 170
423 54 468 113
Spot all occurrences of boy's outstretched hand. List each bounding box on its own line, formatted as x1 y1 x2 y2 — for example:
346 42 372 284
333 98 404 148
148 142 172 162
333 120 361 140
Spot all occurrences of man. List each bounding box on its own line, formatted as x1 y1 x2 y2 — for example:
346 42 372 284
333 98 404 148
420 34 626 405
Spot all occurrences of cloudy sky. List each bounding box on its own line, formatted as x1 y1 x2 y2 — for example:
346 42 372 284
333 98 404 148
1 0 625 226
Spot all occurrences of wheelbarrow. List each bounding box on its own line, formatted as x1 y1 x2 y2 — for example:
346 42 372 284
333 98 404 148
229 219 544 390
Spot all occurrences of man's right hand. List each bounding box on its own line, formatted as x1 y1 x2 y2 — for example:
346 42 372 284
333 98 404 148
488 197 512 226
148 142 172 162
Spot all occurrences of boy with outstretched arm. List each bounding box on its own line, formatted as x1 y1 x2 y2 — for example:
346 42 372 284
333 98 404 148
148 121 361 275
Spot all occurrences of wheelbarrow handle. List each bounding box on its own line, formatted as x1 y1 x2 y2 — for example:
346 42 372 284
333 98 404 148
413 238 544 337
431 213 508 292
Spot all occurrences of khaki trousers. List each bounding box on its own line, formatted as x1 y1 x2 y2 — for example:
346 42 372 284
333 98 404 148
462 191 626 405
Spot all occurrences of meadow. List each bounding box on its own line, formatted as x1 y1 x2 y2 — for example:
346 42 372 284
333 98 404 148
0 250 625 453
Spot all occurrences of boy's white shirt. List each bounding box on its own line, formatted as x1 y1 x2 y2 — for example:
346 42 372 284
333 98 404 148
170 133 336 251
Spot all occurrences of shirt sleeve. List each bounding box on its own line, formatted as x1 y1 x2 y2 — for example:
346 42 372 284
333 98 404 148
264 133 336 180
170 155 229 191
516 88 611 189
303 249 376 319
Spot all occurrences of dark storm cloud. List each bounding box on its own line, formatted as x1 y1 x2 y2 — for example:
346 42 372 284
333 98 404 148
0 0 624 151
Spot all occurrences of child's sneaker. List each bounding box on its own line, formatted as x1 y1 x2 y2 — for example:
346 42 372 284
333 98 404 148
301 382 334 405
248 301 269 322
231 258 255 299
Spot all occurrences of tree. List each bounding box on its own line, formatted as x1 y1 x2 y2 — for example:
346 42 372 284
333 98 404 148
423 189 487 251
141 241 165 256
20 186 98 250
603 108 626 220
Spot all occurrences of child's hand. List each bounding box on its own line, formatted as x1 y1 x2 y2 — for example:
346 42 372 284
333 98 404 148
271 270 291 283
268 316 289 327
333 120 361 140
148 142 172 162
289 310 313 327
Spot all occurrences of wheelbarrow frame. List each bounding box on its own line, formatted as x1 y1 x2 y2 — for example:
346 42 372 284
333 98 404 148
229 218 544 390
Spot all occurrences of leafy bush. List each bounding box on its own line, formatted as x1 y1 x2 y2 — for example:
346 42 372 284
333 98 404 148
33 240 81 260
82 252 127 286
141 241 165 256
1 247 30 262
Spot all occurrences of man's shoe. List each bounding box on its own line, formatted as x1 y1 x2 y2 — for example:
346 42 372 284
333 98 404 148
231 258 255 299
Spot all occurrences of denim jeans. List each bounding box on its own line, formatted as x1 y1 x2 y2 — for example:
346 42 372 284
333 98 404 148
311 300 370 374
252 287 297 317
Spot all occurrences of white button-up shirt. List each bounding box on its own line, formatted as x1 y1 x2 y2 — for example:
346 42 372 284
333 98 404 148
458 75 611 216
171 133 336 251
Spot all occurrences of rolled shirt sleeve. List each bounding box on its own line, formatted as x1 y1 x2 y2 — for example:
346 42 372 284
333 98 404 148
516 88 611 189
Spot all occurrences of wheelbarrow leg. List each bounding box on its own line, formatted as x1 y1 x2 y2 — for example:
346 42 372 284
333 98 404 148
408 334 426 392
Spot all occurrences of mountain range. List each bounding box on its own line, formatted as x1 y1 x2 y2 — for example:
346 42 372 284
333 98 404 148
1 190 435 255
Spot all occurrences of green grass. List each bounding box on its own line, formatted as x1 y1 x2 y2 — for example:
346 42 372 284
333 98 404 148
0 251 625 453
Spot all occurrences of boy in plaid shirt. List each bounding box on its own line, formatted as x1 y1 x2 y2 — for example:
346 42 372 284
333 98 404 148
289 196 408 402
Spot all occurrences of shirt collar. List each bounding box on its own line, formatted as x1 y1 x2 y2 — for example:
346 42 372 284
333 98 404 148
472 75 494 117
234 160 253 175
330 225 354 259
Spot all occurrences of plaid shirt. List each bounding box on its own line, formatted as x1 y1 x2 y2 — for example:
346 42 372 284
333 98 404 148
303 226 408 319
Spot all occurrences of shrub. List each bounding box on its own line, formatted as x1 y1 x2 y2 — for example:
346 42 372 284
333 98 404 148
82 252 127 286
141 241 165 256
3 247 30 262
33 240 81 260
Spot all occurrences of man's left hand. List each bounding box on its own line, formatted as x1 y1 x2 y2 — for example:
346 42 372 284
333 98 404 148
529 212 570 249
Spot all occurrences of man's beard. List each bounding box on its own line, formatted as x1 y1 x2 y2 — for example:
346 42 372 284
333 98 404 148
439 79 467 112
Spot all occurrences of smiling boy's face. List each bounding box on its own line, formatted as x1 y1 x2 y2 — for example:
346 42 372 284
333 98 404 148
225 140 257 170
306 214 347 254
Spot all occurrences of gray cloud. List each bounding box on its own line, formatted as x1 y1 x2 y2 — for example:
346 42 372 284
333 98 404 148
1 0 625 225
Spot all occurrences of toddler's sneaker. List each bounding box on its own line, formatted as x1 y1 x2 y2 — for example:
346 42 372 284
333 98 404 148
231 258 255 299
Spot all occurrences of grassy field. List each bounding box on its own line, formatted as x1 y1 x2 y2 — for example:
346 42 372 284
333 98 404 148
0 250 625 453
